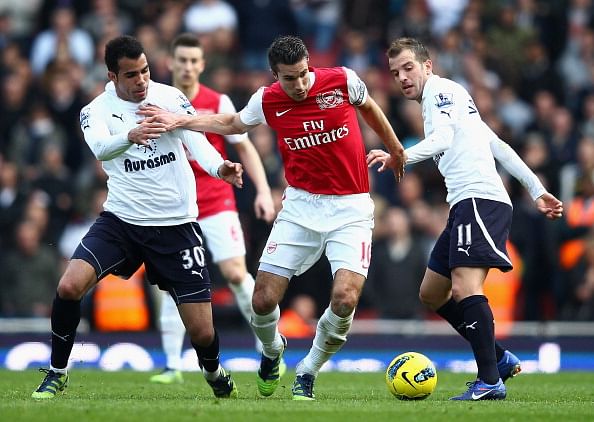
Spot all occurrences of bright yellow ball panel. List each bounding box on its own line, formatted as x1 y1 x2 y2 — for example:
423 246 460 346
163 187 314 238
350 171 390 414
385 351 437 400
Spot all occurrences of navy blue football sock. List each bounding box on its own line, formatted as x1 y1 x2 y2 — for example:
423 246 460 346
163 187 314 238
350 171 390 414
50 293 81 369
458 295 499 385
437 297 505 361
193 330 220 373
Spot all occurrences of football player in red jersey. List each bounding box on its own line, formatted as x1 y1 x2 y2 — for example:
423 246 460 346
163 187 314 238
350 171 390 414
140 35 405 400
149 33 277 385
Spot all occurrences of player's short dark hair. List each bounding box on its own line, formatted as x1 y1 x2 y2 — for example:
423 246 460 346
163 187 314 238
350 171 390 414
267 35 309 73
171 32 201 53
386 37 430 63
104 35 144 73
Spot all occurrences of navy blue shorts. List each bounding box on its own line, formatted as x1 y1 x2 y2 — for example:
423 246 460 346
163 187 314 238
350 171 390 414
72 211 211 304
428 198 513 279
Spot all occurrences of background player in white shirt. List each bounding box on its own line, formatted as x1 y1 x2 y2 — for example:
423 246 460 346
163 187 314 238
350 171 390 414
31 35 243 400
139 35 406 400
368 37 563 401
149 33 277 385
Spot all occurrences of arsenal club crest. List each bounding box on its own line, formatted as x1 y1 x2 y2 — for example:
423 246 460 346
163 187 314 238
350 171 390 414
316 89 344 110
266 241 278 254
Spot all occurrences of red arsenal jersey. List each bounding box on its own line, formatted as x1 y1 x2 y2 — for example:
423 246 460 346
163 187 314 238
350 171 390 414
262 67 369 195
189 84 237 218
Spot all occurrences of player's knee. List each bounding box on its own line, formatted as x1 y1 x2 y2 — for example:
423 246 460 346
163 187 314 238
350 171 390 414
252 283 275 314
418 288 441 311
450 285 469 303
251 292 276 315
222 267 245 286
187 325 214 347
331 291 358 317
219 258 246 286
56 276 87 300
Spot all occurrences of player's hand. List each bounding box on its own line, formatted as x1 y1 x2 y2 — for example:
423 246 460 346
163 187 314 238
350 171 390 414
138 105 182 131
367 149 407 181
254 191 276 223
127 120 167 145
218 160 243 188
535 192 563 219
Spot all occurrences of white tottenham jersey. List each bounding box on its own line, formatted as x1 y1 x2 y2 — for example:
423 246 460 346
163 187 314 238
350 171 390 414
80 81 224 226
407 75 545 207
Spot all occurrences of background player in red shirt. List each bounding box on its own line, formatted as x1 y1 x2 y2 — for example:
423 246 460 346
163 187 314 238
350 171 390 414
149 33 276 385
140 35 405 400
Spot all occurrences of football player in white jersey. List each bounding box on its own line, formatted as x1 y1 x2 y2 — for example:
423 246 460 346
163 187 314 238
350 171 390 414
149 32 278 385
368 37 563 401
31 35 243 400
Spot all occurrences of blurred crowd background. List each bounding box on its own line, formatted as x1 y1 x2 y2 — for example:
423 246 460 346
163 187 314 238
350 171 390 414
1 0 594 334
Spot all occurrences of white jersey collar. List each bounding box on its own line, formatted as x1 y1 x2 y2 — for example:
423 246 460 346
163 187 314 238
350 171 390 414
421 74 440 103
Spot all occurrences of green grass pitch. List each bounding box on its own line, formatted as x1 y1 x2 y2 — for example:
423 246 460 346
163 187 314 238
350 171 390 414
2 370 593 422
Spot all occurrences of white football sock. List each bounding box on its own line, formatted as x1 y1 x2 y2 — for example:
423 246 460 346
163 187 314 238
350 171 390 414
203 364 222 382
228 273 263 352
228 273 255 322
296 306 354 377
250 306 283 358
159 291 186 370
49 365 67 375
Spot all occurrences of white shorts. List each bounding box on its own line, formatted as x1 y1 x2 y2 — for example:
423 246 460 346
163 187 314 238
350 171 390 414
198 211 246 263
259 187 374 278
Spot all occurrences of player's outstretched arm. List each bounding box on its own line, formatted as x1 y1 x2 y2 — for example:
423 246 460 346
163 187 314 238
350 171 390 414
138 104 251 135
535 192 563 220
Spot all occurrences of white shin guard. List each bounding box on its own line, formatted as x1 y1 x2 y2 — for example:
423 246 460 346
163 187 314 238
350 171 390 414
297 307 354 376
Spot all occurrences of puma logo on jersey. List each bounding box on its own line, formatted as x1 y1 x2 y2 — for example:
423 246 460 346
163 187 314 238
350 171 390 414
457 246 470 256
112 113 124 121
275 108 293 117
440 110 451 118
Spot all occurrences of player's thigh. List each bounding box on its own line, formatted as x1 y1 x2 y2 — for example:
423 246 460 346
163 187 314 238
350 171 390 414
259 218 323 274
449 198 513 271
70 212 143 284
325 220 373 278
427 211 454 280
198 211 246 263
143 222 212 305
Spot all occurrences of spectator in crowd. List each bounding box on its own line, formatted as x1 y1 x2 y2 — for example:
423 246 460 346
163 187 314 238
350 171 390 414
0 159 28 250
79 0 133 42
231 0 297 71
184 0 237 36
560 231 594 320
29 6 94 75
291 0 341 54
0 219 60 317
364 206 428 319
